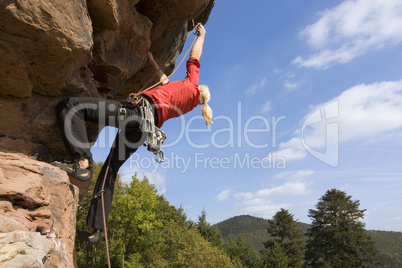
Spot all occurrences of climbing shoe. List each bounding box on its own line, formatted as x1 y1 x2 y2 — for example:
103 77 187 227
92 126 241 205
51 159 92 181
76 229 101 244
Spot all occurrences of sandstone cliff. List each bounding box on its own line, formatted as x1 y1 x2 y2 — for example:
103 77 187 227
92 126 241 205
0 152 78 267
0 0 214 266
0 0 214 161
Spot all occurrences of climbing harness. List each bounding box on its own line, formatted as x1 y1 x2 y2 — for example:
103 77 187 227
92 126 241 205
122 94 167 162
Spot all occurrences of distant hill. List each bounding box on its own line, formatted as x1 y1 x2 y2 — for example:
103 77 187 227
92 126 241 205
215 215 309 251
215 215 402 267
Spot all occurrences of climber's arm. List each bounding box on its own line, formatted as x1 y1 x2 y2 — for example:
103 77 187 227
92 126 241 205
148 52 169 85
189 24 206 60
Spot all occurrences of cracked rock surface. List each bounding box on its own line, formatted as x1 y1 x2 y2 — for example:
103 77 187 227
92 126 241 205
0 152 78 267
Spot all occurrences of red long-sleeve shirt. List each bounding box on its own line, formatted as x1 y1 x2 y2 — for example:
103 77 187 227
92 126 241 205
141 57 201 128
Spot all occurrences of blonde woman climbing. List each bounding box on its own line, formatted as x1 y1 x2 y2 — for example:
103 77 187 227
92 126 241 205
52 23 212 244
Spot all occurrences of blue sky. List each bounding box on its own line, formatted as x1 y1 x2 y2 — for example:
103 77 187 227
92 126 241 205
92 0 402 231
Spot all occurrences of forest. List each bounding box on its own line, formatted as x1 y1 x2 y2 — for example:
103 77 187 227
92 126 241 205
75 163 402 267
216 215 402 268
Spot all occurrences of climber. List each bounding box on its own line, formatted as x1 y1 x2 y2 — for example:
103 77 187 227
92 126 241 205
52 23 212 244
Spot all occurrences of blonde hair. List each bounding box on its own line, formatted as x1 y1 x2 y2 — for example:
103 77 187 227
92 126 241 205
198 85 213 126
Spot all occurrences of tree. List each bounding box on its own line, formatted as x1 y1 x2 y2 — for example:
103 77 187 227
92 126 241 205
261 208 305 268
107 174 162 267
196 209 224 248
144 221 234 268
177 204 195 229
262 241 289 268
305 189 379 268
75 167 237 267
225 234 262 268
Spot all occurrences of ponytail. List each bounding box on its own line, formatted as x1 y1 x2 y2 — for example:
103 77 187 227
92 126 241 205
198 85 213 126
202 103 213 126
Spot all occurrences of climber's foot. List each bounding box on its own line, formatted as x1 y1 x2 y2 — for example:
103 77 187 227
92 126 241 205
51 159 92 181
76 229 101 244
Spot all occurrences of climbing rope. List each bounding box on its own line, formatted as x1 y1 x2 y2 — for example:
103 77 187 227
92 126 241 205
135 23 201 95
101 146 114 268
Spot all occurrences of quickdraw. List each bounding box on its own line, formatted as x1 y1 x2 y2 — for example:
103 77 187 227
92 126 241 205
146 126 166 163
122 94 167 162
139 97 167 163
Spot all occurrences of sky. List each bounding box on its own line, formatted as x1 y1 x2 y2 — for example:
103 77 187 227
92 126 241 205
92 0 402 232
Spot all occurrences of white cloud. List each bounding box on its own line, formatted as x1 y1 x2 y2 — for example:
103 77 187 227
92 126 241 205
284 81 301 91
273 79 402 162
246 77 267 95
215 189 231 201
234 192 253 200
273 68 282 75
274 170 315 180
120 166 167 194
273 137 307 161
313 80 402 143
341 82 402 140
294 0 402 68
255 181 312 198
234 181 312 217
238 199 288 216
261 100 272 113
273 69 303 91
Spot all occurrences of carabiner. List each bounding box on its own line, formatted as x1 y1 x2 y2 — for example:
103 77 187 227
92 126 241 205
155 150 165 163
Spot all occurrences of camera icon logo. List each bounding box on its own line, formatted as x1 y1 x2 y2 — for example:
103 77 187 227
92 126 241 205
302 100 339 167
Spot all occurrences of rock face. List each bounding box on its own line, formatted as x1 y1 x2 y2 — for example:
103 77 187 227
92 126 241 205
0 0 214 266
0 152 79 267
0 0 214 161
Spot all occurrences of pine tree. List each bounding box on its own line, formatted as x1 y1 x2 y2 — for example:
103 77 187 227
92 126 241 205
196 209 224 248
262 241 289 268
177 204 195 228
225 235 262 268
305 189 379 268
261 208 305 268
